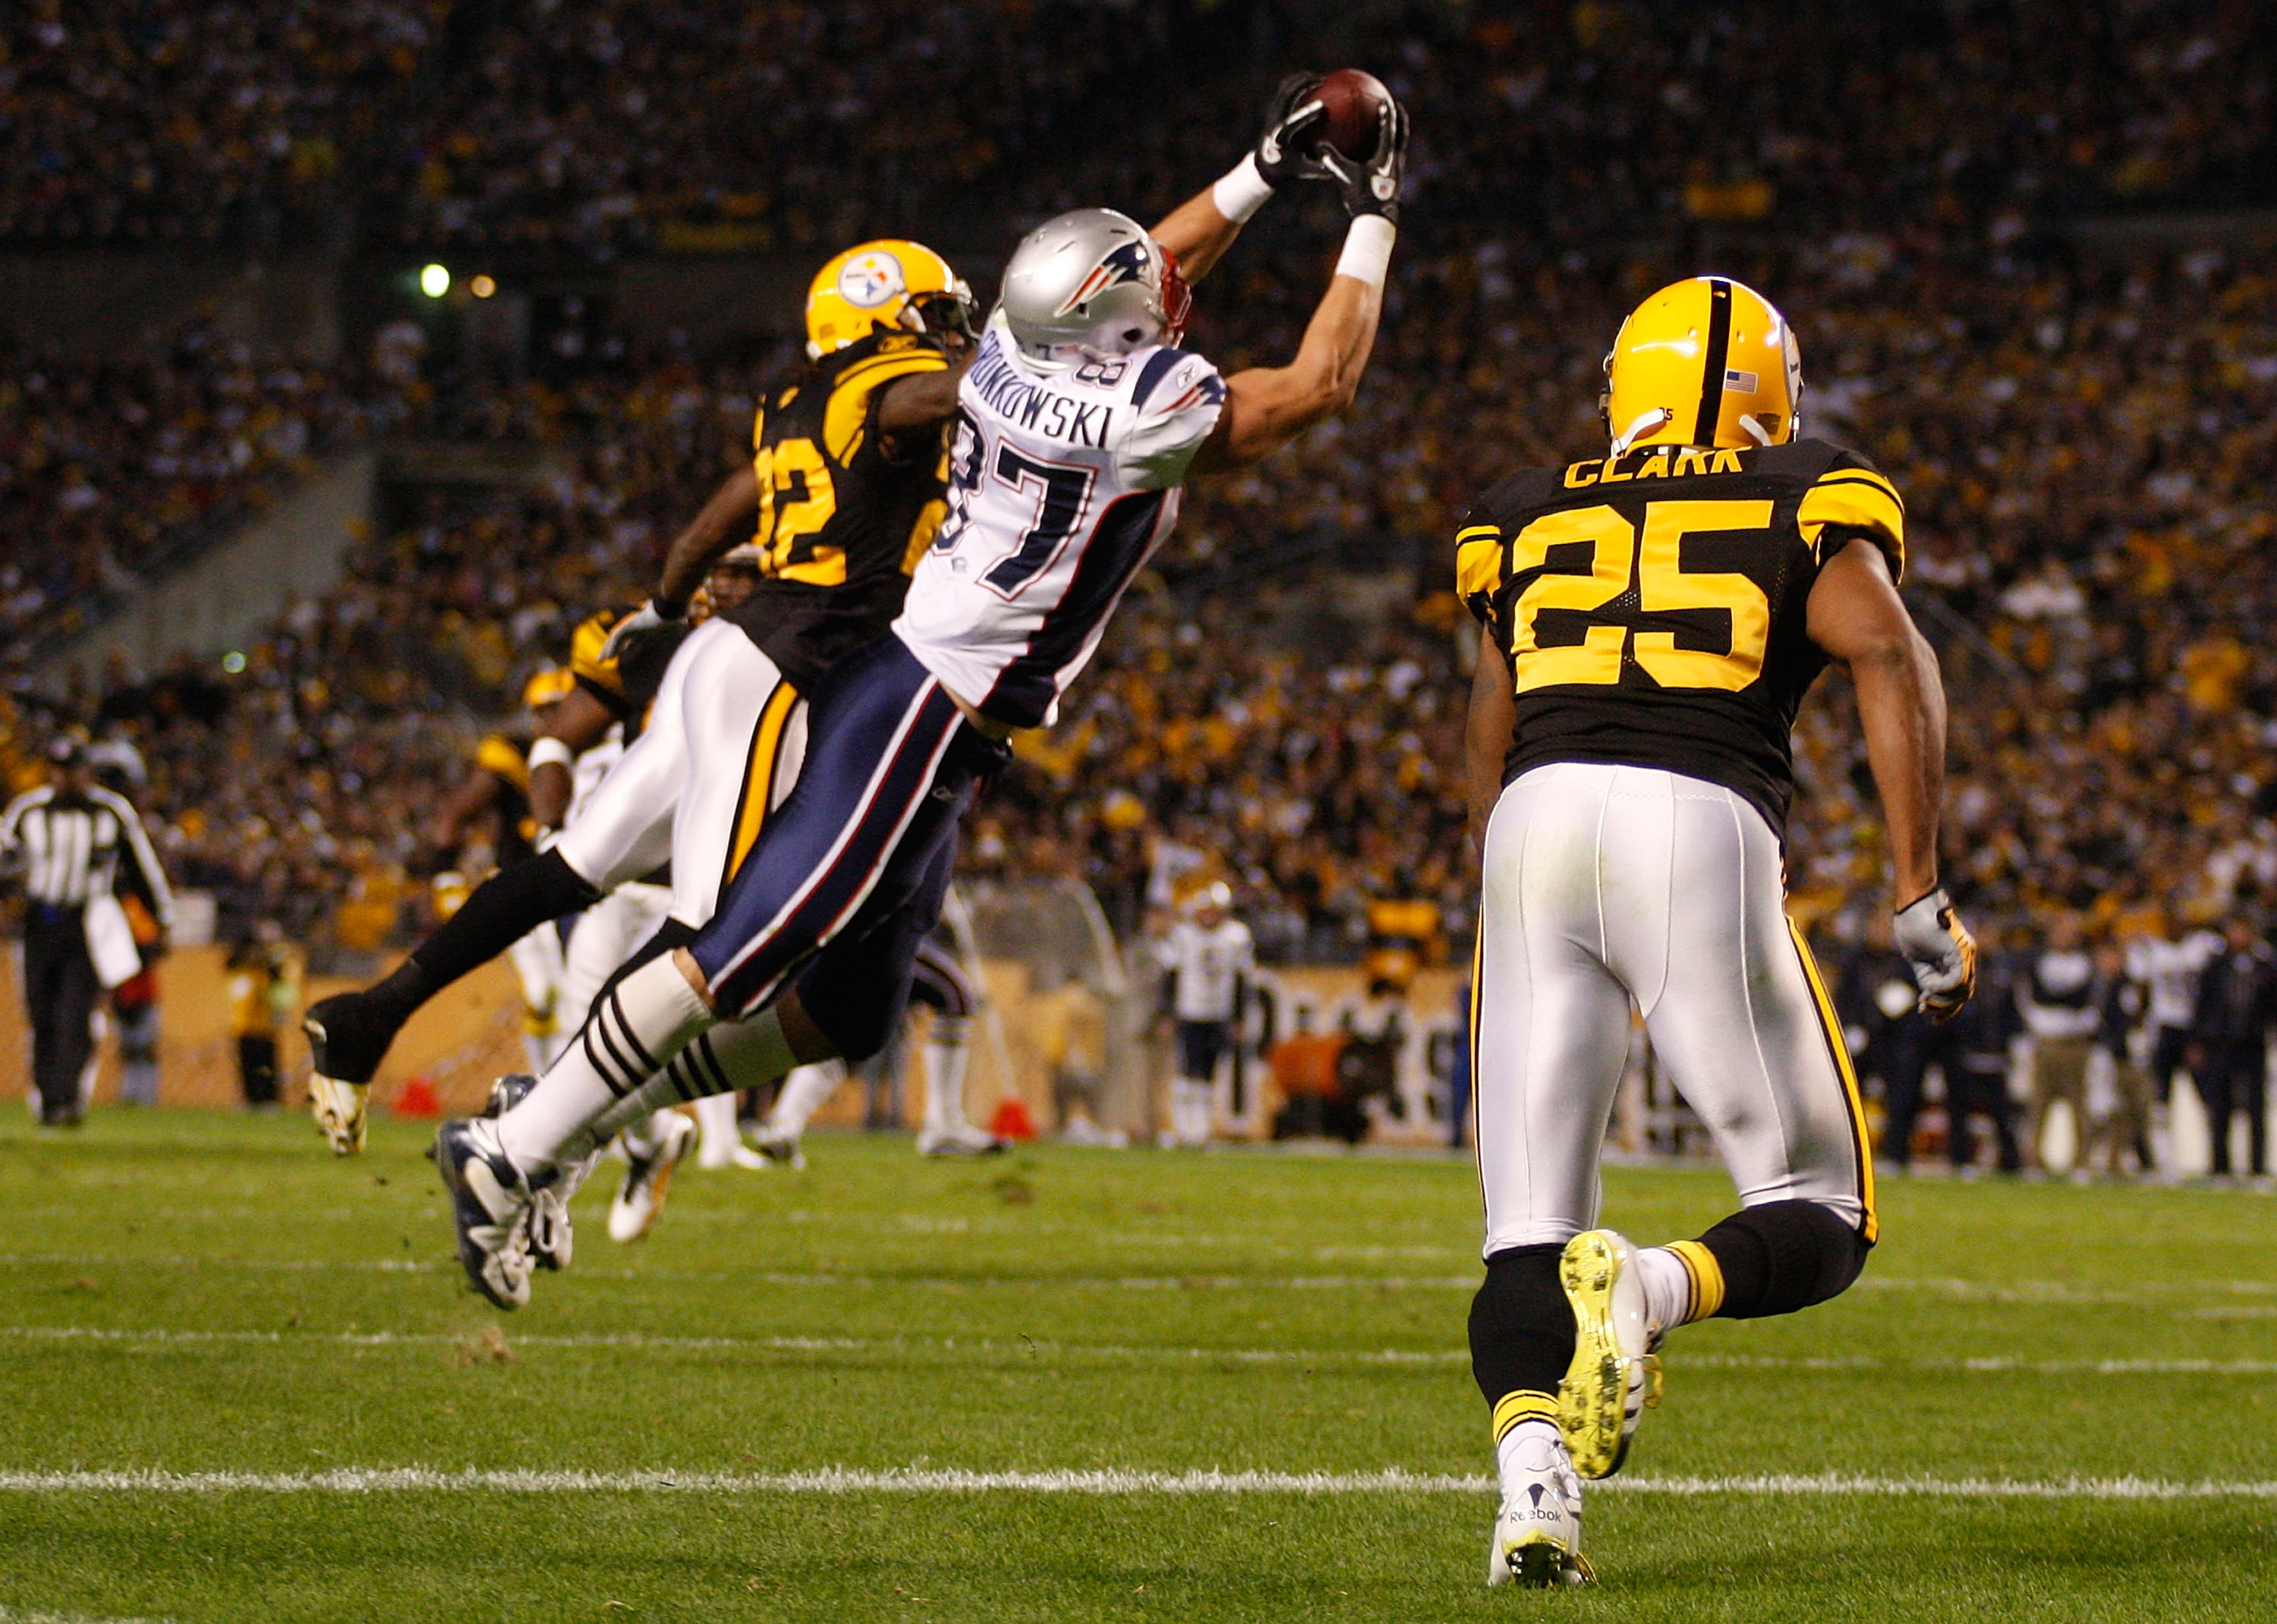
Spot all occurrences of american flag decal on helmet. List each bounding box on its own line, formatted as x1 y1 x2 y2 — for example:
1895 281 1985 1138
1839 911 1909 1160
1056 240 1151 316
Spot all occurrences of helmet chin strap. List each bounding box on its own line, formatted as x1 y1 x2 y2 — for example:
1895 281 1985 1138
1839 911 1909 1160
1608 408 1673 458
1739 413 1778 446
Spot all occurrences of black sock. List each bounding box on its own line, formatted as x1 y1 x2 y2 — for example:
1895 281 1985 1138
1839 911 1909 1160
1696 1200 1872 1320
1469 1244 1573 1408
380 850 600 1019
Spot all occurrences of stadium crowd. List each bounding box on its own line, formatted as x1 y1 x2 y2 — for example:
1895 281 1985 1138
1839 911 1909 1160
7 5 2268 255
8 0 2277 987
1 0 442 244
0 323 408 653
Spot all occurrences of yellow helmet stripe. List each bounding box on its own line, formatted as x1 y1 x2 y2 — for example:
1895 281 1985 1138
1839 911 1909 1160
1690 278 1735 447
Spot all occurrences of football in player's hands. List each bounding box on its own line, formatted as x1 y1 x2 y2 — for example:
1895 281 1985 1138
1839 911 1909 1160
1312 68 1393 162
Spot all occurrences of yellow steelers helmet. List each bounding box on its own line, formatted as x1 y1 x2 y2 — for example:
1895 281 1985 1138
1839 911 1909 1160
521 666 575 710
1601 276 1802 455
804 239 975 360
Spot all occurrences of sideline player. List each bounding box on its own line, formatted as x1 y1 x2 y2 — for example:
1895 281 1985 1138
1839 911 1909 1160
1157 880 1253 1146
302 241 979 1157
1454 277 1976 1585
437 88 1409 1310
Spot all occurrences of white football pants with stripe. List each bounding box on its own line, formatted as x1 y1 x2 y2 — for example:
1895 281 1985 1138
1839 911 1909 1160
1472 762 1874 1258
549 618 810 1163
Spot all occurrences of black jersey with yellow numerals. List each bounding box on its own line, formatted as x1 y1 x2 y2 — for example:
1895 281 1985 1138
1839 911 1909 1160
1456 437 1905 839
722 330 952 691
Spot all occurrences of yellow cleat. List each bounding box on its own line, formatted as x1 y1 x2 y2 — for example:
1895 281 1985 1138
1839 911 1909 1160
307 1071 368 1157
1557 1229 1661 1479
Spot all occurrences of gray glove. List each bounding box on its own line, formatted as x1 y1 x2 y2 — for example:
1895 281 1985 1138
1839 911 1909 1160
597 596 685 665
1893 888 1976 1022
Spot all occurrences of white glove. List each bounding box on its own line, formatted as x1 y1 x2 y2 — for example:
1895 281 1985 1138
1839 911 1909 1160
1893 888 1976 1022
597 596 685 665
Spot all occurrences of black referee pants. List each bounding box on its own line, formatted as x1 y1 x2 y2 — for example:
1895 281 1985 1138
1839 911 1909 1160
24 910 100 1123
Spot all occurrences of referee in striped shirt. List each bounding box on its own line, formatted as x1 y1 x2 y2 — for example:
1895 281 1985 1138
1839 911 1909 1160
2 736 174 1125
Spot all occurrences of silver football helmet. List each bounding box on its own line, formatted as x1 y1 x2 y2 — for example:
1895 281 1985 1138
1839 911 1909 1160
995 207 1190 370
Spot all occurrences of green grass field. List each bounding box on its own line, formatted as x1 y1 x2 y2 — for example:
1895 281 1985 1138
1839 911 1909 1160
1 1110 2272 1622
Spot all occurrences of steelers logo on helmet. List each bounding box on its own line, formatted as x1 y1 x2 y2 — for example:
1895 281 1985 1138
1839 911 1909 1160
805 239 972 359
836 250 907 310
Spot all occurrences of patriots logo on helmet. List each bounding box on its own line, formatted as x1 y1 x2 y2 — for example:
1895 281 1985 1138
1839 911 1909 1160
837 250 907 309
1056 239 1151 316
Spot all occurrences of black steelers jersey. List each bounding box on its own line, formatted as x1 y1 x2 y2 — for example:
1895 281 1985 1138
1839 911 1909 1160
568 606 681 738
1457 437 1905 839
723 330 953 691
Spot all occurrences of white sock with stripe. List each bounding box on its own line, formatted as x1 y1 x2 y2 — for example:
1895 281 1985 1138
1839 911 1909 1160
584 1013 797 1135
496 955 714 1176
1634 1240 1724 1339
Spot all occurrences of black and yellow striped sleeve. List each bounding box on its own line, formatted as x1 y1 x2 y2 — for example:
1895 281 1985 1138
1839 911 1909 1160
1798 458 1905 580
824 342 948 464
1454 520 1506 626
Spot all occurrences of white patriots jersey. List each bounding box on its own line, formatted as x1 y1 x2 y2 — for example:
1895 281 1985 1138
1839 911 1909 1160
1159 917 1255 1021
893 319 1226 728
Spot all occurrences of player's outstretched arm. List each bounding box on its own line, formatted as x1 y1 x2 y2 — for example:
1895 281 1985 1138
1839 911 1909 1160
1808 536 1975 1016
1188 98 1403 474
1465 628 1516 861
874 352 974 441
654 465 761 610
1152 74 1331 285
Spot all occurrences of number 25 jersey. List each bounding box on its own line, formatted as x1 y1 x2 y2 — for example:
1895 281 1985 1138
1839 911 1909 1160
1457 437 1906 841
894 316 1225 730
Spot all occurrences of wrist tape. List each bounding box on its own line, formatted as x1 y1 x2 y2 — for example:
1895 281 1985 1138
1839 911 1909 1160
1211 154 1274 225
1334 215 1397 291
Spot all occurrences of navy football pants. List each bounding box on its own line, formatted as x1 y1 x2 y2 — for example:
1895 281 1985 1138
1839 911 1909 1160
688 635 1000 1021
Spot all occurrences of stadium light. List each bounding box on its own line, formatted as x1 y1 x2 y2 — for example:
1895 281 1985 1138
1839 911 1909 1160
221 651 247 674
420 263 451 298
471 274 497 298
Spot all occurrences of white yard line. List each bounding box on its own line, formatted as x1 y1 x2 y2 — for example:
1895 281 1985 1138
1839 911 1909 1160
0 1610 173 1624
4 1325 2273 1378
1 1466 2273 1500
7 1254 2275 1299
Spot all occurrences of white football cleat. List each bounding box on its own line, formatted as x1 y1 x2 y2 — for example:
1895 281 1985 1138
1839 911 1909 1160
608 1112 698 1243
1486 1430 1591 1588
917 1122 1008 1158
1557 1229 1661 1479
431 1117 535 1311
307 1071 368 1157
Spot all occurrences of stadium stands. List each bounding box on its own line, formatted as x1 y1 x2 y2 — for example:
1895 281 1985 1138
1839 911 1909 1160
13 1 2277 967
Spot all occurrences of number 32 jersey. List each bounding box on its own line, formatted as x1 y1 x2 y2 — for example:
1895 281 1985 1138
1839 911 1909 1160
1457 438 1905 840
894 317 1225 729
